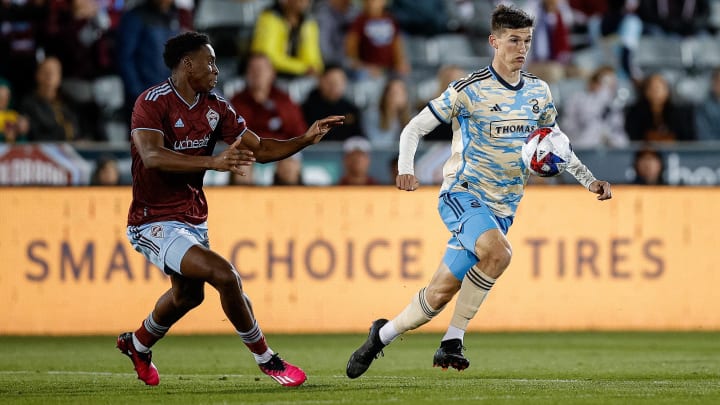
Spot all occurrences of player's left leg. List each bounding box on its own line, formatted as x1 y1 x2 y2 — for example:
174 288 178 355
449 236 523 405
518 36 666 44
433 192 513 371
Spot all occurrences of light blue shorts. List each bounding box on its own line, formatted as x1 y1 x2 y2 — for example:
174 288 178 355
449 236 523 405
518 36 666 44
127 221 209 275
438 191 513 280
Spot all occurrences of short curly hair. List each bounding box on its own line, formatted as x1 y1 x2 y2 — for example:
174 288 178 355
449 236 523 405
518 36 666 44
162 31 211 69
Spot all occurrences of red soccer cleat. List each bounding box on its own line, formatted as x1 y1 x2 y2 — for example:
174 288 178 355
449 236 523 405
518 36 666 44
258 354 307 387
116 332 160 386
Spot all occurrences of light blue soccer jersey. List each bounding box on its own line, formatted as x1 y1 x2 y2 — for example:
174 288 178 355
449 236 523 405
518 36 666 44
428 65 557 218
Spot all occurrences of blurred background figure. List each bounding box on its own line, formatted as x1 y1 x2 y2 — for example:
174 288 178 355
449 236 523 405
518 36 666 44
45 0 123 141
251 0 323 78
19 57 80 142
636 0 711 37
90 155 121 185
389 0 450 37
272 153 304 186
631 145 665 185
586 0 643 83
0 79 29 143
116 0 193 125
0 0 48 103
337 136 378 185
231 53 307 141
302 65 363 141
524 0 573 83
314 0 359 69
387 156 398 185
345 0 410 79
625 73 695 142
694 67 720 142
364 76 411 149
562 65 629 148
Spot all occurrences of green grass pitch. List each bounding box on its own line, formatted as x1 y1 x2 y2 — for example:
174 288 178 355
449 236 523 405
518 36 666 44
1 332 718 404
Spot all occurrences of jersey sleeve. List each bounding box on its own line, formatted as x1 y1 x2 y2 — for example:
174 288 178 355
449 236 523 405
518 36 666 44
131 95 165 133
218 100 248 145
539 82 558 127
427 85 464 125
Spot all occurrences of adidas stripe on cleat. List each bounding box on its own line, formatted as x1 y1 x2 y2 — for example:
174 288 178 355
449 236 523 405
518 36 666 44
258 353 307 387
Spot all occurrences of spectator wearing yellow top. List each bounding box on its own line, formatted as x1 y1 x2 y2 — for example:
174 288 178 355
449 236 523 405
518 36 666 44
250 0 323 77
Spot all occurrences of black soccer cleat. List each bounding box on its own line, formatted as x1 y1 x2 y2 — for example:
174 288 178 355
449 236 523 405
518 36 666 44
432 338 470 371
346 318 388 379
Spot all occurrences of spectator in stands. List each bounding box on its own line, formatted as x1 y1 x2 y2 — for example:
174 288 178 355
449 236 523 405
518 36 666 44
231 53 307 141
90 155 121 185
345 0 410 79
631 145 665 185
694 68 720 141
0 79 29 143
389 0 450 36
562 65 630 148
19 57 81 142
625 73 695 142
363 76 411 149
251 0 323 78
587 0 643 83
45 0 124 141
524 0 573 83
302 64 363 141
338 136 378 185
423 64 467 142
637 0 711 37
116 0 193 123
273 153 305 185
314 0 359 68
0 0 48 103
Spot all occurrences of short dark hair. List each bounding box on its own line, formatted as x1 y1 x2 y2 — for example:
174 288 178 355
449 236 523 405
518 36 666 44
163 31 212 69
491 4 534 34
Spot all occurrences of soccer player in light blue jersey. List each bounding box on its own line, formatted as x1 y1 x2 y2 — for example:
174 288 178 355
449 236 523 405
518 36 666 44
347 3 613 379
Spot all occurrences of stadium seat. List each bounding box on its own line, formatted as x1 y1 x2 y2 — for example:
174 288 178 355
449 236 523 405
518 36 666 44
689 35 720 69
276 76 318 104
633 36 691 71
424 34 489 70
674 73 711 105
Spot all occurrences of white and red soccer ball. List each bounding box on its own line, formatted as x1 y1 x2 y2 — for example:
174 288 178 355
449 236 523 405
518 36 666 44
521 127 573 177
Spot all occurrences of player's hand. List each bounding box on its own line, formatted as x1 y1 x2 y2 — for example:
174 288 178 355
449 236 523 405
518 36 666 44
589 180 612 201
214 139 255 172
305 116 345 143
396 174 419 191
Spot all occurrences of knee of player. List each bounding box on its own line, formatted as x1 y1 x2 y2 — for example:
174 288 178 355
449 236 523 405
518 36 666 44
174 291 204 310
209 265 243 290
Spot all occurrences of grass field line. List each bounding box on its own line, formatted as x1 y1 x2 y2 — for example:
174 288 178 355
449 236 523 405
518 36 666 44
0 370 686 385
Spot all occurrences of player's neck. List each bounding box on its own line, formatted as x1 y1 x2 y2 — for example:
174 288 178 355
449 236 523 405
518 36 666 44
170 75 199 105
491 61 521 85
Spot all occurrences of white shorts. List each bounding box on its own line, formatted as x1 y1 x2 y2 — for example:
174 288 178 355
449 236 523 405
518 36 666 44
127 221 209 275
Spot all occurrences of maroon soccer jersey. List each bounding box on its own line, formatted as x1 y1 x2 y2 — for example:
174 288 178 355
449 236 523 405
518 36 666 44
127 80 247 226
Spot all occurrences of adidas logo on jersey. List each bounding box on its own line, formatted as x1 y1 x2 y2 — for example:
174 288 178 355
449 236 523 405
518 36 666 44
490 104 502 112
174 118 185 128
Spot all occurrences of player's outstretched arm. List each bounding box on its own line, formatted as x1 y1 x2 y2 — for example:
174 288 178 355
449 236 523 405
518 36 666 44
240 115 344 163
589 180 612 200
133 129 255 173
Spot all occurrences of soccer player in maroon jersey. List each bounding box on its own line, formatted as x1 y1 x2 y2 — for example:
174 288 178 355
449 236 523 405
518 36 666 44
116 31 344 387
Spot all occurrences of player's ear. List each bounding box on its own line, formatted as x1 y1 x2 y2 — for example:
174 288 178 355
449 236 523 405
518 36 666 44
489 34 497 49
183 56 192 71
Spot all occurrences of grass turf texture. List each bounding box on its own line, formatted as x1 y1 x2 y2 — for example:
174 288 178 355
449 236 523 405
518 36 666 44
0 332 718 404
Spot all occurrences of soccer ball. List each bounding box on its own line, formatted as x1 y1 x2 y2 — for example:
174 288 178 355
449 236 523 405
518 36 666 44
521 127 572 177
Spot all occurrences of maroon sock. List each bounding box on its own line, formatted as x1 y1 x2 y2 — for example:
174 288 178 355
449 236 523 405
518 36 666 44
244 335 268 355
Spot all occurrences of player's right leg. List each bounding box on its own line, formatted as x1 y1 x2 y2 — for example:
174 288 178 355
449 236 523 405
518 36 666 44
120 222 209 385
179 245 306 387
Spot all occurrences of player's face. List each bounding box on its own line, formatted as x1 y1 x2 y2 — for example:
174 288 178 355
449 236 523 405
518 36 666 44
490 28 532 72
188 44 219 93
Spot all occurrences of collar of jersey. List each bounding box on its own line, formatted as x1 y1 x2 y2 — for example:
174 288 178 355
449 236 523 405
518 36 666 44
488 65 525 92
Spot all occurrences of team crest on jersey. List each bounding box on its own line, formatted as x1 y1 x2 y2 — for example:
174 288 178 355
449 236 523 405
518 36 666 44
150 225 164 239
206 109 219 131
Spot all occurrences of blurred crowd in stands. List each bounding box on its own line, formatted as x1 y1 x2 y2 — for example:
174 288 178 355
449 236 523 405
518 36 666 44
2 0 720 186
